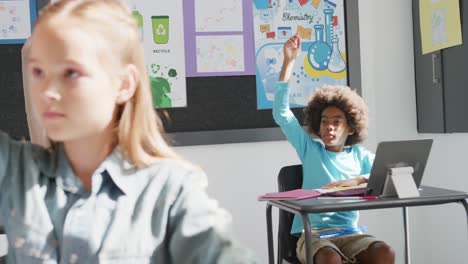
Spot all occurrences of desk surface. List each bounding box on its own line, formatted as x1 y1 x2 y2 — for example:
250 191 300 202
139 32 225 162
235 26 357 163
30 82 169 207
269 186 468 213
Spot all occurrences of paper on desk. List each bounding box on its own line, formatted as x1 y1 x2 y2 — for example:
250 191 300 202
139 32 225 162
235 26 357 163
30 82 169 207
258 189 321 201
258 186 368 201
316 185 367 193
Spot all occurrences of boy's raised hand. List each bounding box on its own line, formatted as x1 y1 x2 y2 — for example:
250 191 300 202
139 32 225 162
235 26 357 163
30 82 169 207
279 33 301 82
283 33 301 63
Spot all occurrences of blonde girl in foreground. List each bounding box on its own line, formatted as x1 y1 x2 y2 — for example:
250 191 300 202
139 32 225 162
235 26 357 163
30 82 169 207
7 0 258 263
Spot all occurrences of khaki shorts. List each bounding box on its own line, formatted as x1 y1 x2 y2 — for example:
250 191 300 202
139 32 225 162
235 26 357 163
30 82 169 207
296 228 382 264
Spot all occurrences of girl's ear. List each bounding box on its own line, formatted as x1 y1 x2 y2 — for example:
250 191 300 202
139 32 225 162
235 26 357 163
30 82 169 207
116 64 139 104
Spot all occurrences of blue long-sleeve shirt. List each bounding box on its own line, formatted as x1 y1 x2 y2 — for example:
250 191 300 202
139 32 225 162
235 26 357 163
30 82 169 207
0 132 258 263
273 82 375 235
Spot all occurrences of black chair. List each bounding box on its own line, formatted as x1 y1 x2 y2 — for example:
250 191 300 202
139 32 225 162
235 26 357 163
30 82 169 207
277 164 303 264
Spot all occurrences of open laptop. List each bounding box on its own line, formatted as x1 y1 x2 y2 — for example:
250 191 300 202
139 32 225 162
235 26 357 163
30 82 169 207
366 139 433 196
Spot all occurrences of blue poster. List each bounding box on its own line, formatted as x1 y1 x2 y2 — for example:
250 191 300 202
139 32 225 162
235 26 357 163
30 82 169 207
252 0 347 109
0 0 37 44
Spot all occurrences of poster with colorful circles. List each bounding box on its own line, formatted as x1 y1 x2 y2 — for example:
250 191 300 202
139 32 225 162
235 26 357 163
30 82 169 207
0 0 36 44
252 0 347 109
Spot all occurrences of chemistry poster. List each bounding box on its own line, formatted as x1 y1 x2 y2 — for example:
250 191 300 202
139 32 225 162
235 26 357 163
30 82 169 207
252 0 348 109
0 0 37 44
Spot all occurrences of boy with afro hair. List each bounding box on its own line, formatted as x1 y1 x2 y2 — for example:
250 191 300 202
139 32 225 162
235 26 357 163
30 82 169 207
273 34 395 264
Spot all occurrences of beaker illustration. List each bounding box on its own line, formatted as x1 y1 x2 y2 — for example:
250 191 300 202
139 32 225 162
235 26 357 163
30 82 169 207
324 9 334 46
328 38 346 73
308 25 331 71
152 16 169 44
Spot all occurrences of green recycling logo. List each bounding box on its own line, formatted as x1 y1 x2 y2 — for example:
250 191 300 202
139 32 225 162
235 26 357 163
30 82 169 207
156 24 166 35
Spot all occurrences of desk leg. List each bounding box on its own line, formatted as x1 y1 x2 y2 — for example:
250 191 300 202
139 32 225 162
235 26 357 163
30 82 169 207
266 204 274 264
301 213 314 264
403 207 411 264
461 199 468 242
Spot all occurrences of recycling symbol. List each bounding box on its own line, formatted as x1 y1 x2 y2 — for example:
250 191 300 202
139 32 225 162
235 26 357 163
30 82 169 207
156 24 166 35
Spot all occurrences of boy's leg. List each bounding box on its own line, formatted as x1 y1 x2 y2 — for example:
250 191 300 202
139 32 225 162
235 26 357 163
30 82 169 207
354 241 395 264
314 247 344 264
332 234 395 264
297 231 348 264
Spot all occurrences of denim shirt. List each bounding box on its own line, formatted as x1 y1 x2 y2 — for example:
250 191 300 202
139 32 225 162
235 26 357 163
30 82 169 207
0 132 257 263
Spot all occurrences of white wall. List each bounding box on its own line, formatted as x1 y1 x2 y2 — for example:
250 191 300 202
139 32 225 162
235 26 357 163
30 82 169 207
176 0 468 263
359 1 468 263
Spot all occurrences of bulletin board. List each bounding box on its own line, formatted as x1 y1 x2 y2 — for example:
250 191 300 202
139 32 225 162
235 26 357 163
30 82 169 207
156 0 362 146
0 0 361 146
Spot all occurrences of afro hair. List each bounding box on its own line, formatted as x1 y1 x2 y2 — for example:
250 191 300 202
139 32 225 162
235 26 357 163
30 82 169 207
303 85 368 146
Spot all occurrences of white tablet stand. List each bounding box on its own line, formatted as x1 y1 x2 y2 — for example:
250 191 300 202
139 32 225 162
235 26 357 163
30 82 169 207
382 166 420 198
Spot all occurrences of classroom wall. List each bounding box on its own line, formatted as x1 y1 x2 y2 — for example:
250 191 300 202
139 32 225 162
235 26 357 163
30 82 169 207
176 0 468 263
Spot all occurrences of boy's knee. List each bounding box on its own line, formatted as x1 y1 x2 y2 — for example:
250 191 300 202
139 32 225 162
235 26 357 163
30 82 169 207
314 247 342 264
368 242 395 263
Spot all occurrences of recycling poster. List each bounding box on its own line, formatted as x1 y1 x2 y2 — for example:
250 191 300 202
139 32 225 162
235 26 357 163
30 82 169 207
128 0 256 108
129 0 187 108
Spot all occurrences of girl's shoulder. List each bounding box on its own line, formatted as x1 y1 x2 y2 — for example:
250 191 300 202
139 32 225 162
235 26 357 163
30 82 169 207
141 158 206 186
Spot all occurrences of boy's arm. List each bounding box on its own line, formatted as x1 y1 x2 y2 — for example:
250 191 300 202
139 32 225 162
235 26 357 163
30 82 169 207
168 171 258 264
273 82 310 158
272 34 312 158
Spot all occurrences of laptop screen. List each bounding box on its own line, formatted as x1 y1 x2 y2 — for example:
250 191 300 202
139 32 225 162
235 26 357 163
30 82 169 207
366 139 433 196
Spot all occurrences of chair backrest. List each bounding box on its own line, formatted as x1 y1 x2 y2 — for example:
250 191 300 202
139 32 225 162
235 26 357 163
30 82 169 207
277 164 303 263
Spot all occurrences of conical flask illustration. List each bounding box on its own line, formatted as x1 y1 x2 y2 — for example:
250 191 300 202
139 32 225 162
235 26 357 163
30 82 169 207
328 38 346 73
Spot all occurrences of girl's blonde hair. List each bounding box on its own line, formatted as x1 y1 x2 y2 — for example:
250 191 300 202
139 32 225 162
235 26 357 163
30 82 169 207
35 0 178 167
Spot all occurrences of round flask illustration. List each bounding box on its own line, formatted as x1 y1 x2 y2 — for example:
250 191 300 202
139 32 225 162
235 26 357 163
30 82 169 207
328 38 346 73
308 25 332 71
